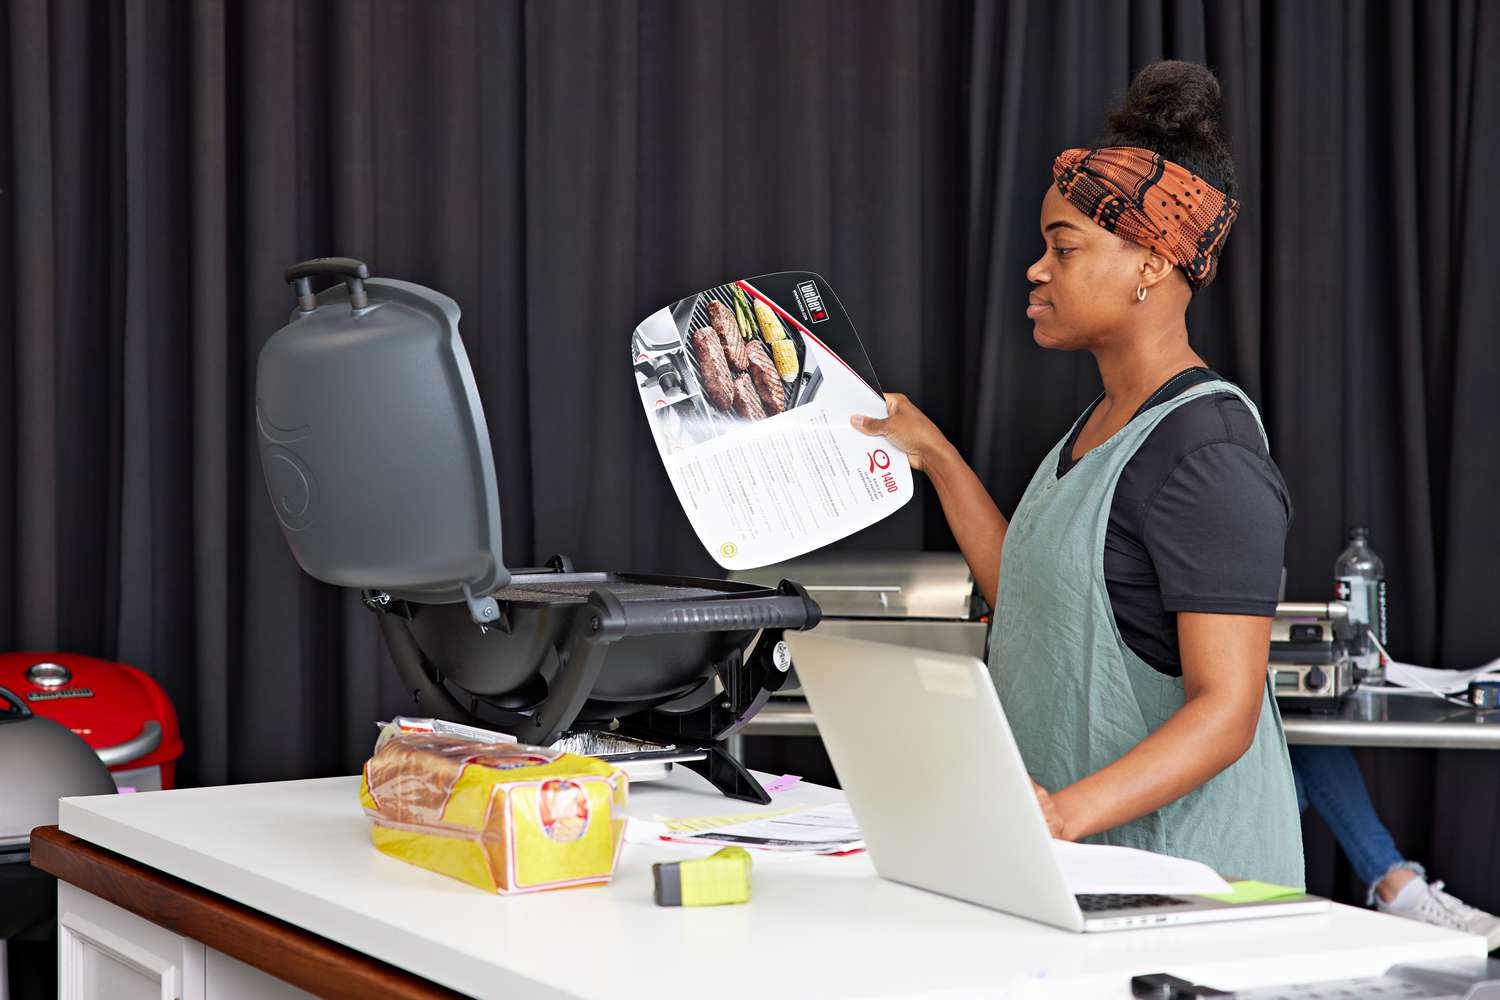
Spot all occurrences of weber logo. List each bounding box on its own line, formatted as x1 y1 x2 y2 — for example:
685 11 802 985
796 280 828 323
28 687 94 702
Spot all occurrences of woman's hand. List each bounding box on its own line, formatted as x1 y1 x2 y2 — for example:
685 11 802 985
1032 779 1069 840
850 392 950 473
1043 613 1274 843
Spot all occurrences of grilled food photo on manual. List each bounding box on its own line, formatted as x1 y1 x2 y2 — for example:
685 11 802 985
631 272 912 570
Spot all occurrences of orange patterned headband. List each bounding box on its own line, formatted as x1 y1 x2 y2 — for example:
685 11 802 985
1052 146 1239 291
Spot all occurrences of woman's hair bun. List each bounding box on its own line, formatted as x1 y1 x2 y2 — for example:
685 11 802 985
1101 60 1236 200
1107 60 1224 143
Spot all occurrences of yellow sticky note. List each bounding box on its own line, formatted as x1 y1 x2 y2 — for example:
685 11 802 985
655 807 801 834
1201 880 1305 904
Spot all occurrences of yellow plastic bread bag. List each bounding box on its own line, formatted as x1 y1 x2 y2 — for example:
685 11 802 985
359 731 628 894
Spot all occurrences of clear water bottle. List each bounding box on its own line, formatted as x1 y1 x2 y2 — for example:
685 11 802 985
1334 527 1387 681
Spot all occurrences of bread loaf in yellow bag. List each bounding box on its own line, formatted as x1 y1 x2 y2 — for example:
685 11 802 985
359 732 628 894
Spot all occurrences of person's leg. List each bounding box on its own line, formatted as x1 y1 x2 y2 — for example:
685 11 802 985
1286 745 1419 904
1288 745 1500 948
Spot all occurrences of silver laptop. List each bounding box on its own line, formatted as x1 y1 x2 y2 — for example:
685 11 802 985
786 631 1328 932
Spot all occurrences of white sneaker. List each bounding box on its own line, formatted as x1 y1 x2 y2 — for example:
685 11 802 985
1378 879 1500 950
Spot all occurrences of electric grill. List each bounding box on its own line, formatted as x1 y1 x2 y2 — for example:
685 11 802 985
1270 600 1358 711
256 258 821 804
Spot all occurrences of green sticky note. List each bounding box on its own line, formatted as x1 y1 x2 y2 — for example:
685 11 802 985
1201 880 1305 904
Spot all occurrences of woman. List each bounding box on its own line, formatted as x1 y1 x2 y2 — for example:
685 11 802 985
854 61 1303 885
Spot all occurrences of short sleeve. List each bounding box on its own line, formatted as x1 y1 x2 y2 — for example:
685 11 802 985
1142 441 1291 615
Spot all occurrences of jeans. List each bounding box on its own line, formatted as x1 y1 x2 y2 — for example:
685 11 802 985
1290 745 1423 904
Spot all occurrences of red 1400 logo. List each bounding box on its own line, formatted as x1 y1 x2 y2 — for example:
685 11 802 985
867 450 899 494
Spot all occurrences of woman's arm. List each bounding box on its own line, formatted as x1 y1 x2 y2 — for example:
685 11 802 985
924 443 1008 611
1037 612 1271 840
852 393 1008 609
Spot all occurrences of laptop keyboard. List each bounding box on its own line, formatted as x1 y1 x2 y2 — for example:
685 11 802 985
1076 893 1191 912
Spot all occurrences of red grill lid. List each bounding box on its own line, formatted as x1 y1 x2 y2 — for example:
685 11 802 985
0 652 183 770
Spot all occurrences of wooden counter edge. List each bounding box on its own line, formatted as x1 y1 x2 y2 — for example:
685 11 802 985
29 825 469 1000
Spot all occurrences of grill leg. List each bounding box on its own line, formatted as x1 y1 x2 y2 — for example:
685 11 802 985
680 744 771 805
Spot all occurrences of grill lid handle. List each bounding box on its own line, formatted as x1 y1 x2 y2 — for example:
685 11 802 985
0 685 33 723
285 257 370 313
96 720 163 767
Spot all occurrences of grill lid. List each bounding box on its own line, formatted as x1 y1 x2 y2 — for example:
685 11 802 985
0 687 117 845
256 259 508 624
728 551 984 620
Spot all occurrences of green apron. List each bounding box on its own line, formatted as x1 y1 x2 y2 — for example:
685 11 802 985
986 379 1304 887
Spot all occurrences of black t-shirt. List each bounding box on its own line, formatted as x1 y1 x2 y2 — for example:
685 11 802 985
1056 368 1292 677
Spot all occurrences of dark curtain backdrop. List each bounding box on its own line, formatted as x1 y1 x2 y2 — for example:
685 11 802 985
4 0 1497 909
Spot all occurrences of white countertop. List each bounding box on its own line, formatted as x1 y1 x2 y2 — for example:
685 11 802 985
59 769 1485 1000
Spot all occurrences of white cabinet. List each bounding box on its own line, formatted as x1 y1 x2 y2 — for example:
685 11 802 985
203 949 316 1000
56 884 319 1000
57 882 204 1000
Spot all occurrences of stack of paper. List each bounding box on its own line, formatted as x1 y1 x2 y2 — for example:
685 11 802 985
637 796 1239 896
659 807 803 835
631 803 864 855
1051 840 1231 895
1382 657 1500 695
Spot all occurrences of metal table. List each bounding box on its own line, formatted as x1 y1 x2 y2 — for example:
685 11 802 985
741 689 1500 750
1279 689 1500 749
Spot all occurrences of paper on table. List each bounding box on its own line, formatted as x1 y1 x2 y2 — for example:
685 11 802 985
624 818 669 846
653 807 802 834
1383 657 1500 695
703 801 861 842
1051 840 1232 896
665 802 864 854
623 819 811 864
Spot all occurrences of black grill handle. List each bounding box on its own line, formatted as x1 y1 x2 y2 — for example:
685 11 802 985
0 685 33 723
285 257 370 312
610 580 821 636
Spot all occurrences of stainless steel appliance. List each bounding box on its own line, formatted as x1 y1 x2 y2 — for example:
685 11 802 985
729 551 988 736
1271 601 1358 711
730 551 989 675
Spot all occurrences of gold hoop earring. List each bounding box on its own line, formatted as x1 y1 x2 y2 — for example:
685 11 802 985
1136 284 1148 302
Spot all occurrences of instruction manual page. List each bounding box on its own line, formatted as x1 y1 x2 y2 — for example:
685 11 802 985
632 271 912 569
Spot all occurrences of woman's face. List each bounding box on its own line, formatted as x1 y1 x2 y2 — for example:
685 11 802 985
1025 186 1156 350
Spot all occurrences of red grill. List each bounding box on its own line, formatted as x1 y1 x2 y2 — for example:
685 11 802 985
0 652 183 791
